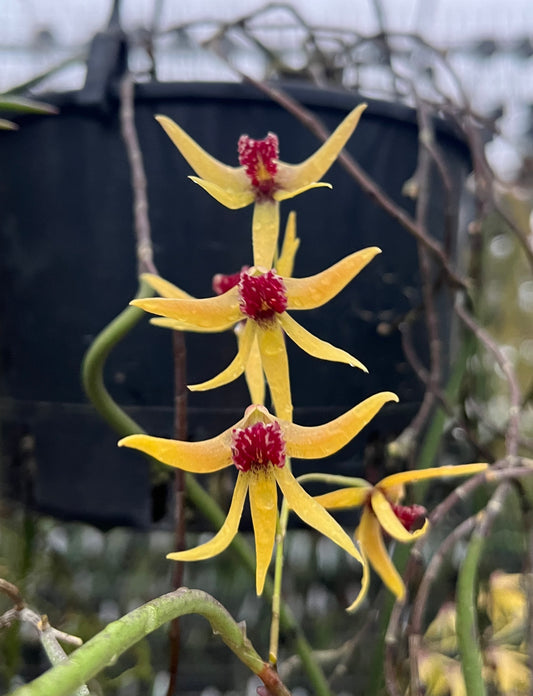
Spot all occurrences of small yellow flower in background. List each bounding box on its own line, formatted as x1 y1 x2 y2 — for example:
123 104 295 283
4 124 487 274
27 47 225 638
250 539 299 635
424 603 459 654
133 245 380 420
485 645 530 695
419 575 532 696
314 463 488 610
417 651 466 696
119 392 397 595
482 571 528 637
156 104 366 268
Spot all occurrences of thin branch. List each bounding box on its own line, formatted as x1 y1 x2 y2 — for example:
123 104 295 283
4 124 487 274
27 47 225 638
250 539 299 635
119 74 157 276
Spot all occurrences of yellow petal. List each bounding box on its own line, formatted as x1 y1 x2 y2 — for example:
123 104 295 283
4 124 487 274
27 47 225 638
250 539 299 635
358 507 405 600
118 430 233 473
273 181 332 201
150 317 233 333
346 541 371 612
275 466 363 564
284 247 381 309
141 272 192 299
189 176 255 209
284 392 398 459
252 200 280 268
188 321 255 392
156 115 249 191
257 324 293 421
279 312 367 371
276 103 367 191
248 470 278 595
167 473 249 561
275 211 300 278
371 489 428 543
244 332 265 405
132 289 241 329
380 463 488 491
314 486 371 510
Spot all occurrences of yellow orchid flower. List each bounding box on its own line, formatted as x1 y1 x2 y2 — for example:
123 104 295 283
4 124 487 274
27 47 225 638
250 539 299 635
418 651 467 696
314 463 488 610
133 245 380 420
156 104 366 268
483 571 528 637
485 645 530 695
140 212 301 407
119 392 397 595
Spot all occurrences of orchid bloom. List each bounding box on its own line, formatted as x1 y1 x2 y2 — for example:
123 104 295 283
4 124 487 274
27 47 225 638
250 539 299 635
119 392 397 595
132 245 379 420
141 212 301 407
156 104 366 268
314 463 488 610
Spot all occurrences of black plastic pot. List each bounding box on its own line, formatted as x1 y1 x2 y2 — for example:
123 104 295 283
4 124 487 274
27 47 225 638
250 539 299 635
0 67 471 528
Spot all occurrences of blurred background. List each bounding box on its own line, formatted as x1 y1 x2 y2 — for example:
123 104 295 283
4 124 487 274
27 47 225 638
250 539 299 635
1 2 532 696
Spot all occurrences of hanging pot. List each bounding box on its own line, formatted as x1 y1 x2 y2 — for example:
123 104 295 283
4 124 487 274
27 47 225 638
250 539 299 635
0 34 471 529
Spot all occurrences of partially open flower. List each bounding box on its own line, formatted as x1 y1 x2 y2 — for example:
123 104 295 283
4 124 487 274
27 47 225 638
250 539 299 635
314 463 488 609
133 245 380 420
119 392 397 595
156 104 366 267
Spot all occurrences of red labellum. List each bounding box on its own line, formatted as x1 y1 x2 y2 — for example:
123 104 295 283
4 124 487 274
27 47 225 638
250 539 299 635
231 421 286 472
239 270 288 322
391 503 427 532
238 133 279 200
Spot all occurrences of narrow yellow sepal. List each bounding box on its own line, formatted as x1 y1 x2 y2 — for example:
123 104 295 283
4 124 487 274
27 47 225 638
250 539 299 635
167 474 249 561
189 176 254 209
370 489 428 543
118 432 233 473
358 507 405 600
156 114 247 190
243 333 265 405
252 199 280 269
285 392 398 460
279 312 367 371
381 463 488 491
273 181 332 202
188 321 255 392
314 486 371 510
284 247 381 310
346 544 371 613
276 103 367 191
249 471 278 595
257 324 293 422
275 466 363 565
276 211 300 278
141 273 192 299
132 290 241 329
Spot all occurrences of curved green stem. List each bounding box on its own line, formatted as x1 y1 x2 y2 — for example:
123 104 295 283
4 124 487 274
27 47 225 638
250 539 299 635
9 589 290 696
456 514 487 696
269 499 290 665
81 278 155 436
